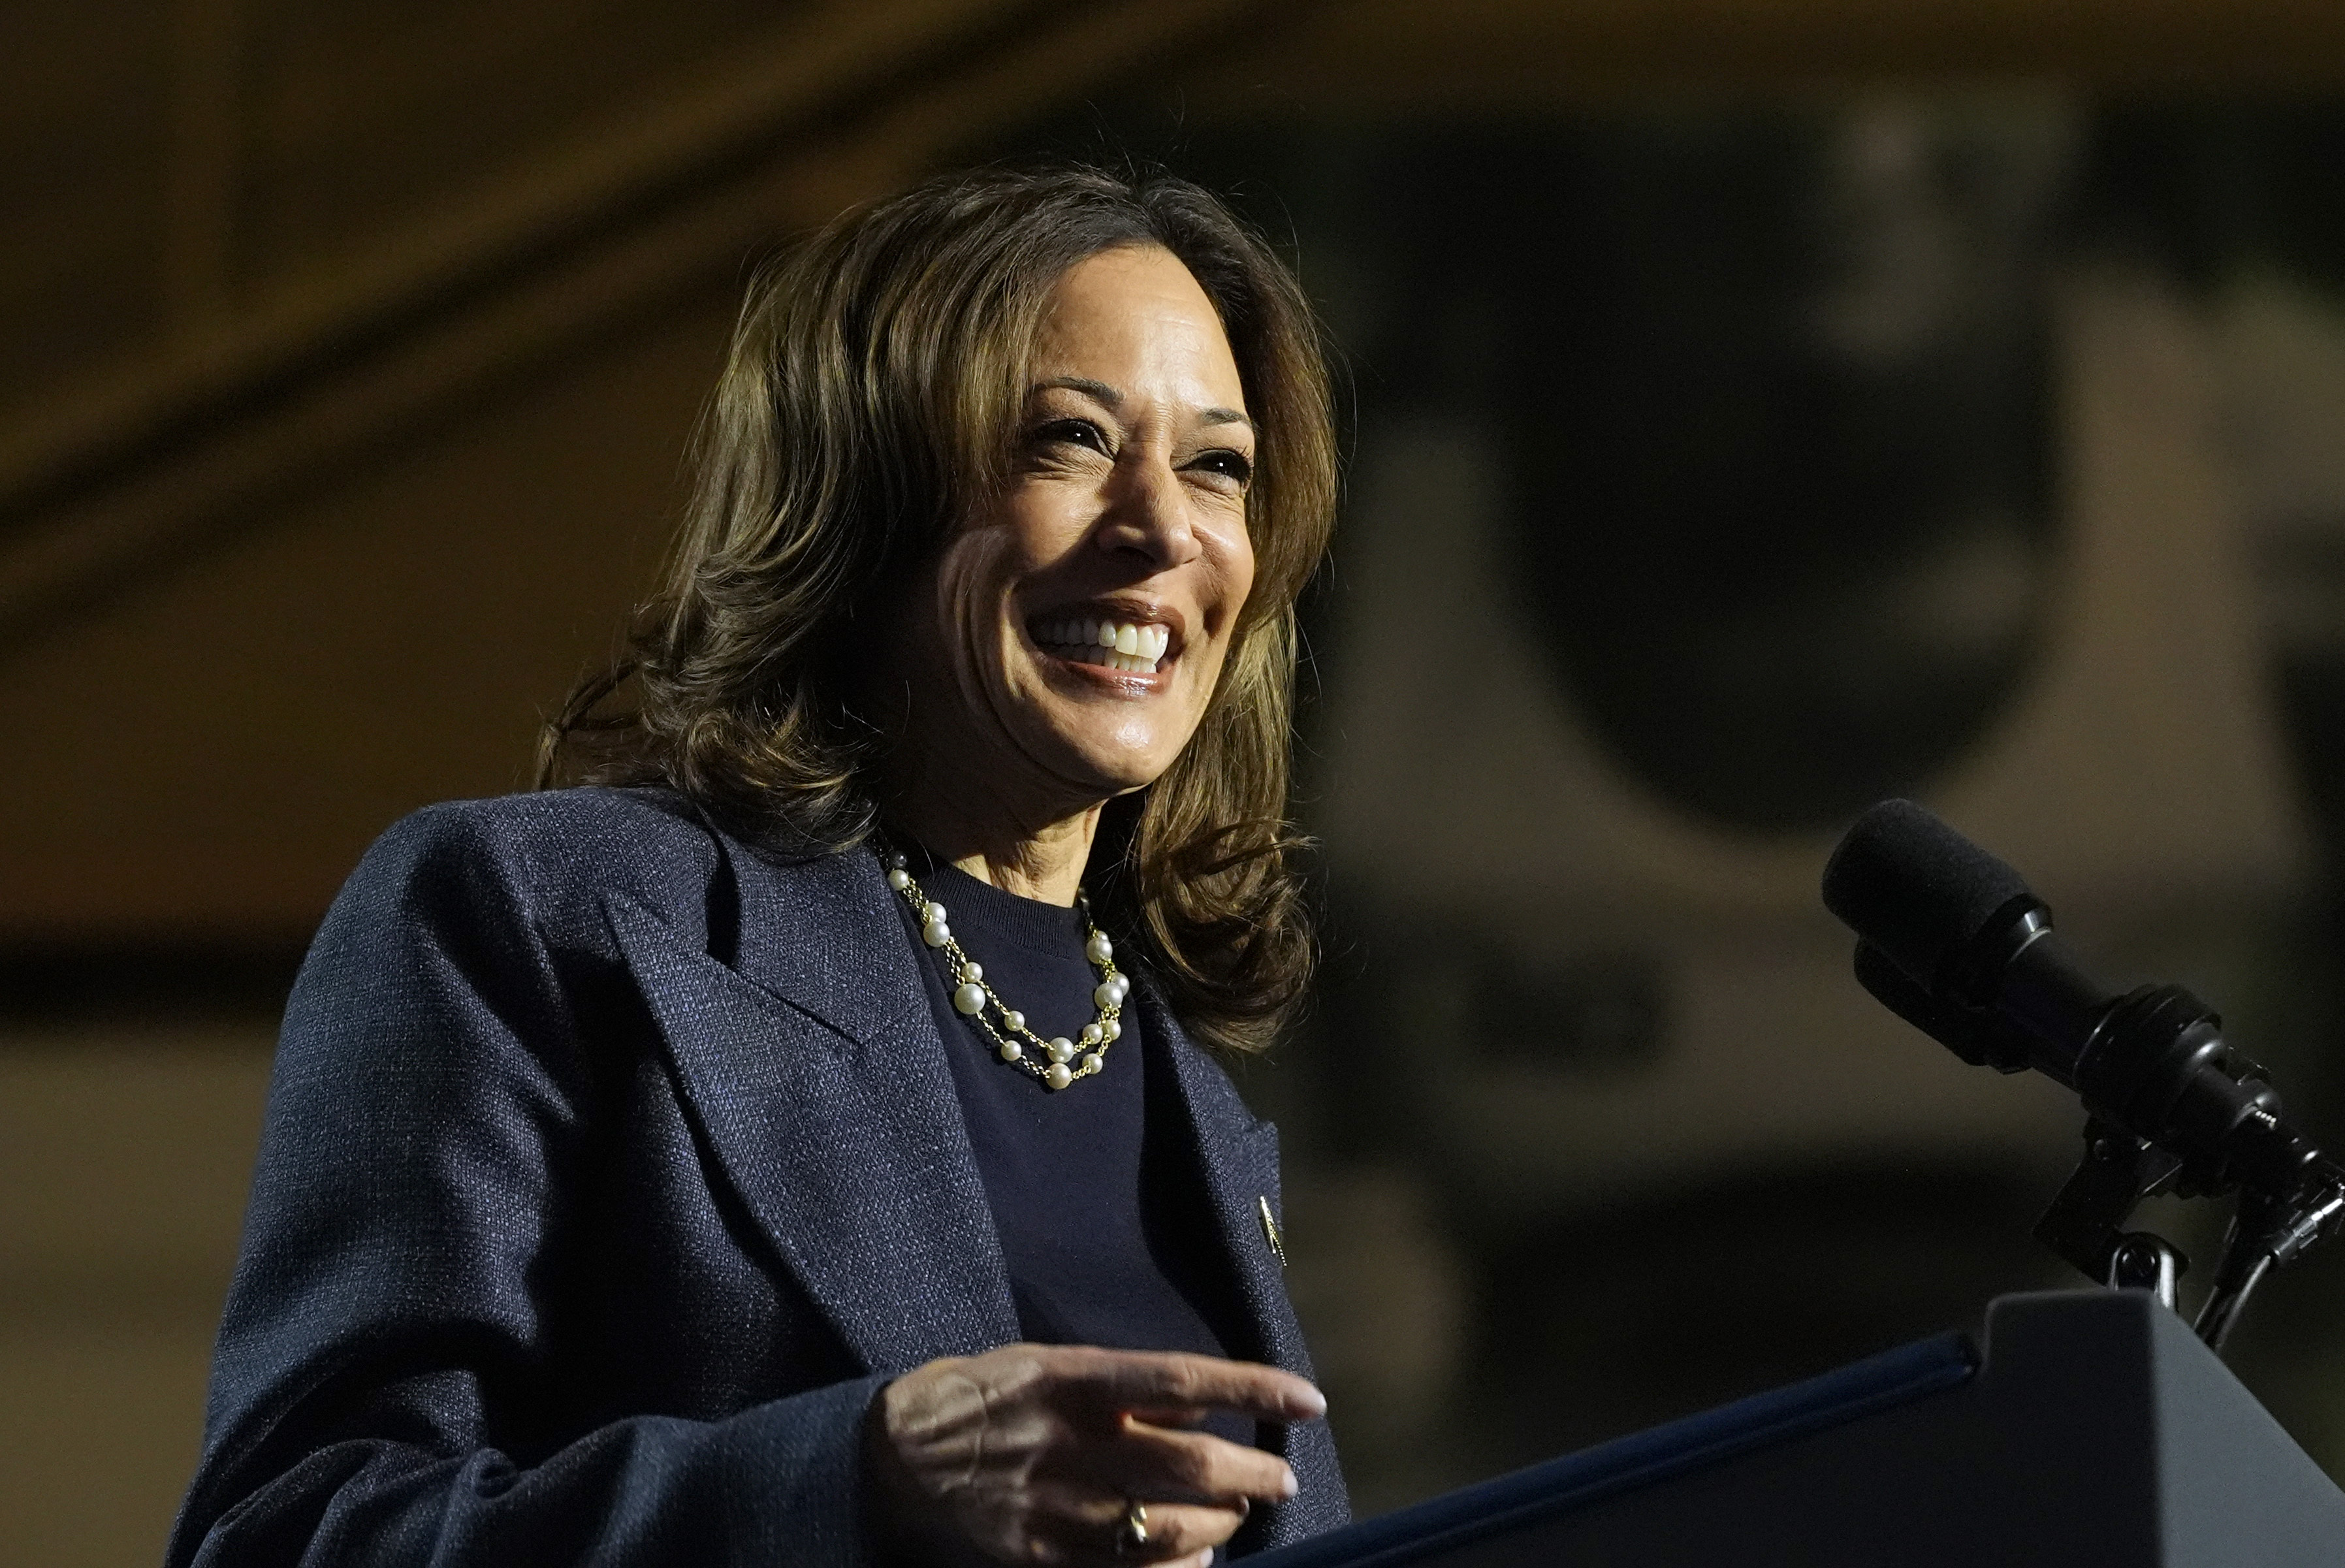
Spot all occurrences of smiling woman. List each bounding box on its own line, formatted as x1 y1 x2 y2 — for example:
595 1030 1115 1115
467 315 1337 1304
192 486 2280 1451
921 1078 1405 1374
552 169 1335 1058
167 167 1346 1568
880 248 1262 891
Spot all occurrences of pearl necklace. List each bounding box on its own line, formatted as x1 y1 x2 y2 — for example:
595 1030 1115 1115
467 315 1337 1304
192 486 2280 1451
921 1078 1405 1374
882 846 1130 1091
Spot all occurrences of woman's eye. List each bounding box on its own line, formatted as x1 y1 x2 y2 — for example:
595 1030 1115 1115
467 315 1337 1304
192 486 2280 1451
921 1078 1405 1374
1033 418 1108 454
1192 449 1254 487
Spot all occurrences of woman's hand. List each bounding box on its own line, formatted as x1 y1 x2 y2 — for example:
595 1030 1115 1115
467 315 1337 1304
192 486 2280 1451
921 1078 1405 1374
862 1343 1325 1566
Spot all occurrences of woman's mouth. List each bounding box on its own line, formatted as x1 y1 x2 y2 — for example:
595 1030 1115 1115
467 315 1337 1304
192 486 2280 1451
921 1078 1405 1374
1030 615 1173 675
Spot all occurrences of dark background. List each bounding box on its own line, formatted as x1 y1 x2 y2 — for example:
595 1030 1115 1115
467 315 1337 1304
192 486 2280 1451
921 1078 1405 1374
10 1 2345 1556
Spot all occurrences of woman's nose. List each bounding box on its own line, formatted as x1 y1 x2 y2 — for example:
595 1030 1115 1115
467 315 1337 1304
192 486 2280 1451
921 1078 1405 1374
1094 453 1203 570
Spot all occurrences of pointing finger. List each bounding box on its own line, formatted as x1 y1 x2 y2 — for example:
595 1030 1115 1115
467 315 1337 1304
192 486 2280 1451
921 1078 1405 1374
1051 1348 1326 1424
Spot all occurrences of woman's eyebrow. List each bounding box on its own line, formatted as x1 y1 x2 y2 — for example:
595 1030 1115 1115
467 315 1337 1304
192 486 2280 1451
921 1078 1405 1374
1029 376 1122 406
1028 379 1253 434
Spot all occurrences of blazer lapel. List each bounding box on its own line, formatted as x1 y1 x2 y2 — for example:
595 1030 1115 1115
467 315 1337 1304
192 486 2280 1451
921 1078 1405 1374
1145 987 1352 1542
1143 987 1315 1381
602 847 1019 1373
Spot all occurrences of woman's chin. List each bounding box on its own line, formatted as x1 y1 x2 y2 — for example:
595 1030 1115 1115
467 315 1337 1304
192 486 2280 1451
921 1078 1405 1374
1012 719 1185 799
999 650 1204 797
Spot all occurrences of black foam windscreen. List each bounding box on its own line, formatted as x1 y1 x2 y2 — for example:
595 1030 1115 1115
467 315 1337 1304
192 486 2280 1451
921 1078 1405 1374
1821 799 2034 990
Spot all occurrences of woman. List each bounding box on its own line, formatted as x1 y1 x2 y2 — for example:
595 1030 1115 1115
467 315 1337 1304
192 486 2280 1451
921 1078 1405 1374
168 165 1347 1566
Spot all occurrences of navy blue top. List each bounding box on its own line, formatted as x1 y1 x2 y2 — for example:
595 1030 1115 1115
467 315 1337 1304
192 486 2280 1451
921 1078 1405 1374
891 850 1254 1450
166 790 1347 1567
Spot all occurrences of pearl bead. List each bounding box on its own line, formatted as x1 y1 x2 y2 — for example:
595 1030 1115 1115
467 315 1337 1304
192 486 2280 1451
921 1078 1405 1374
960 961 982 983
923 901 947 925
1044 1063 1072 1090
1003 1010 1025 1032
1046 1037 1074 1063
1110 972 1130 1001
1093 982 1118 1008
998 1040 1023 1063
1080 1052 1103 1074
1080 1022 1103 1046
922 920 951 948
1086 931 1114 964
953 983 986 1016
1102 1017 1121 1042
885 867 910 891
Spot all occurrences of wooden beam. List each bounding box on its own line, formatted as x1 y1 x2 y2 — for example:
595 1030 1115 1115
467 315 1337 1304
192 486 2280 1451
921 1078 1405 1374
0 0 1261 654
0 0 1025 519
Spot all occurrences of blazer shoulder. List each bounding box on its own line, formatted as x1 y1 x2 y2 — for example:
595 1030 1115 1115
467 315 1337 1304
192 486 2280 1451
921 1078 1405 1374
356 786 728 950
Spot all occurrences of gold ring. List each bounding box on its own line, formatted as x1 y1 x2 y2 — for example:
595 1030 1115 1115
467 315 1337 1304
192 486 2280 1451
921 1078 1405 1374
1115 1499 1150 1555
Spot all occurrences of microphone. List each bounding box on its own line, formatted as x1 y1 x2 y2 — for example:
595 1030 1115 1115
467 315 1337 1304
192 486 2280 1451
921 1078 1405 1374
1822 799 2331 1223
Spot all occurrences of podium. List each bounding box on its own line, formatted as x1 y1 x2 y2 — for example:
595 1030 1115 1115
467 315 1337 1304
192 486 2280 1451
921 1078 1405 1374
1258 1290 2345 1567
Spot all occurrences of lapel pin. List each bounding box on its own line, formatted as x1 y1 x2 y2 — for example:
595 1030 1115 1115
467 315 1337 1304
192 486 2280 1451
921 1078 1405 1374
1256 1195 1287 1268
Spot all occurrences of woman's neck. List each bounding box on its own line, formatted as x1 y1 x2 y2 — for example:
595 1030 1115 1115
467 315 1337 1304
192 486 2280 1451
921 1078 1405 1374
863 654 1109 906
884 790 1102 906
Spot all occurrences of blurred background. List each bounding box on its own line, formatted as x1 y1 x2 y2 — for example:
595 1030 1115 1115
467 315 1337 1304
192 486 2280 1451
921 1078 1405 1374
11 0 2345 1559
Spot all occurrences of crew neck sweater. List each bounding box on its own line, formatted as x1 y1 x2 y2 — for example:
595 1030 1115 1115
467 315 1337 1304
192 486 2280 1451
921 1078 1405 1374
889 850 1254 1450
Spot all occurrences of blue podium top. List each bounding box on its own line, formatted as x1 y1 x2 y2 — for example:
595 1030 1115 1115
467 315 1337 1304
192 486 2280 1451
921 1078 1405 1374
1254 1332 1978 1568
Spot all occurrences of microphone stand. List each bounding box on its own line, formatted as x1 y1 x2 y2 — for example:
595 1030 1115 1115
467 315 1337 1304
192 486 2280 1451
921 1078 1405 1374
2035 1115 2188 1311
2034 1112 2345 1352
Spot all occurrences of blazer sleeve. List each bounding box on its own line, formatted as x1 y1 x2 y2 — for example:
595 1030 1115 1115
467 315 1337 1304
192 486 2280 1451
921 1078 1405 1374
167 803 887 1567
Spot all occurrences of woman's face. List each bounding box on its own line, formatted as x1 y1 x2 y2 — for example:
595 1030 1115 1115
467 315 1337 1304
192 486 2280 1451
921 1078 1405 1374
898 246 1258 816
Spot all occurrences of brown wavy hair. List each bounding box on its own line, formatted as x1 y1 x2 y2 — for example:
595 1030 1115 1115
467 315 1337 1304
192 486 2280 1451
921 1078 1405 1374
539 165 1337 1055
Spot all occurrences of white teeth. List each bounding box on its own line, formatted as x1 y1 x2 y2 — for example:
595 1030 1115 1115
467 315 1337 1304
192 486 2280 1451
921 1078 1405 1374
1073 645 1158 675
1032 615 1170 674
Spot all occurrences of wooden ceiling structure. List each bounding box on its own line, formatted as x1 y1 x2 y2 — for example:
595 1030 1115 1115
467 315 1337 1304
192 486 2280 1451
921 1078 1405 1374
0 0 1264 654
3 0 2342 951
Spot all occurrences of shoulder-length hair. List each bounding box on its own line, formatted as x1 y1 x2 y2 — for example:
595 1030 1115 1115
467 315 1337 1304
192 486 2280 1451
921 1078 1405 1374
541 163 1337 1056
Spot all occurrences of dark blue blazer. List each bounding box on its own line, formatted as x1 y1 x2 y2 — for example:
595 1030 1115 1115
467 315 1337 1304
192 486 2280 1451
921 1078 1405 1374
168 786 1347 1565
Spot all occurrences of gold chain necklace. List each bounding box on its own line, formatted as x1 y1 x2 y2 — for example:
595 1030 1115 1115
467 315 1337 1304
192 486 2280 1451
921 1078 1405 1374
882 846 1129 1091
